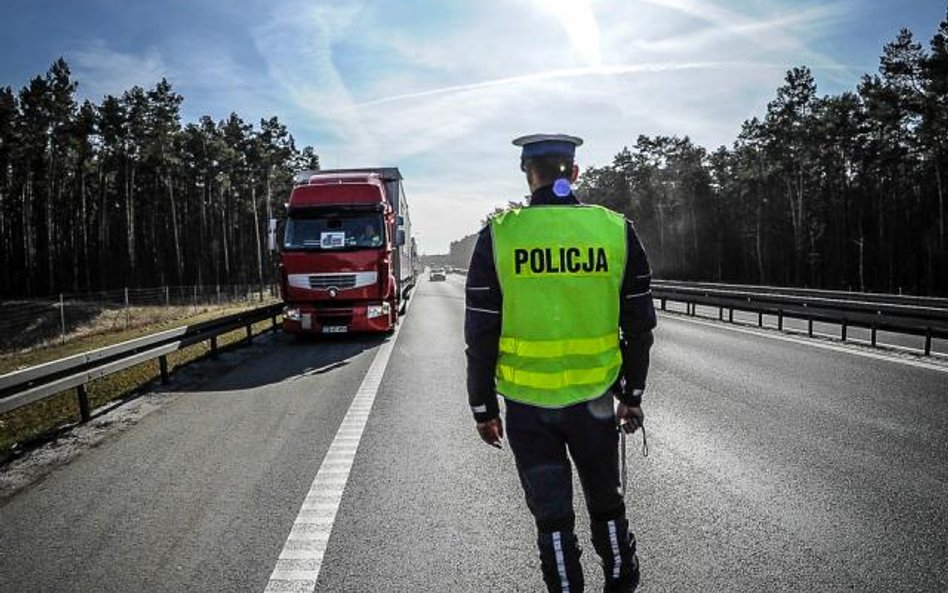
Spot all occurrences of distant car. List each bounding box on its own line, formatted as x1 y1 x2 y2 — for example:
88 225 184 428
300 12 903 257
429 268 446 281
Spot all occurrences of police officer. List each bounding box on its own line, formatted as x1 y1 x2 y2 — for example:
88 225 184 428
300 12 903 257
465 134 656 592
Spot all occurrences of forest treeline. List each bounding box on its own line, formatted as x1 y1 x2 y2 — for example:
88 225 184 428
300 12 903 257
0 59 319 298
576 15 948 296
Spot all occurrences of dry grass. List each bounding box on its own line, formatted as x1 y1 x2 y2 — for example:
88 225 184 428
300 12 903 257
0 310 278 454
0 302 272 375
0 297 275 360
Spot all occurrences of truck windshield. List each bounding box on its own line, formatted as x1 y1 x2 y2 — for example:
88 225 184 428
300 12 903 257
284 214 384 251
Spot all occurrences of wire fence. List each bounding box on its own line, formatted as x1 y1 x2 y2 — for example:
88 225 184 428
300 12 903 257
0 284 278 353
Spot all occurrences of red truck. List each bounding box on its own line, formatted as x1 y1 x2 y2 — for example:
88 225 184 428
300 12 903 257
273 168 415 335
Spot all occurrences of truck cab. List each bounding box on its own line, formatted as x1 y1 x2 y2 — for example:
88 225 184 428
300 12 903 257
277 169 413 335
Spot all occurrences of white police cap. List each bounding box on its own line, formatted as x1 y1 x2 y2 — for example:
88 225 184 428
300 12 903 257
513 134 583 159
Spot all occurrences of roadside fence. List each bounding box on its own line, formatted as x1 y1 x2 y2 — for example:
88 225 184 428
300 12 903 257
0 303 284 421
1 284 278 353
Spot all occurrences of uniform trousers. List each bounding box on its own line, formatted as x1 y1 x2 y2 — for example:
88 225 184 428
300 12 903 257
505 392 639 592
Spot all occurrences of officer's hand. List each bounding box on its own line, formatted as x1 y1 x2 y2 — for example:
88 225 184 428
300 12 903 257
476 417 504 448
616 403 644 434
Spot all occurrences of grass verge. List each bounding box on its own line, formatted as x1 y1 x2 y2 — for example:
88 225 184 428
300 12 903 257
0 302 272 375
0 315 278 455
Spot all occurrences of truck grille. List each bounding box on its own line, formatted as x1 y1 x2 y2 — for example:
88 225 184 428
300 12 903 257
309 274 357 289
287 271 378 291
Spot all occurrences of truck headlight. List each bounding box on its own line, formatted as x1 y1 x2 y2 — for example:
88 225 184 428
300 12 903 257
284 306 301 322
367 302 391 319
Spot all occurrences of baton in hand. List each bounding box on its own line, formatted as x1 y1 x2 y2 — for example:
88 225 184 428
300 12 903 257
618 416 646 498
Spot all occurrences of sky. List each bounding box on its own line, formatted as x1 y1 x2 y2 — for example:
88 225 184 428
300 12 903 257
2 0 947 253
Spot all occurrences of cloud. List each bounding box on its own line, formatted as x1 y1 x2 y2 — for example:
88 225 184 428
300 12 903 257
252 1 377 162
66 38 280 127
68 41 167 99
636 0 858 81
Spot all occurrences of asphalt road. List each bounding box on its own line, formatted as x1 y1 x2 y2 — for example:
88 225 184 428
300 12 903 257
1 274 947 592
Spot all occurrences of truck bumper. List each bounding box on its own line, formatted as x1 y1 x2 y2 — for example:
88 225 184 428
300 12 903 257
282 302 394 334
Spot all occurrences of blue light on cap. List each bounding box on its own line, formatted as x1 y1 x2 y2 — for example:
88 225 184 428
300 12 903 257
552 178 572 197
513 133 583 160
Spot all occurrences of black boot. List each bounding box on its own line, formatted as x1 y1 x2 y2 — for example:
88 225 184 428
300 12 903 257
537 529 585 592
591 517 640 592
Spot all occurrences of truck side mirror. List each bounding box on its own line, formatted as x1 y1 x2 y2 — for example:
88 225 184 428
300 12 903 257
396 229 406 246
268 218 278 252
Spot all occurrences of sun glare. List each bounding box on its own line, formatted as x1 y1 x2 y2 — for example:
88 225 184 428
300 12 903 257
538 0 603 67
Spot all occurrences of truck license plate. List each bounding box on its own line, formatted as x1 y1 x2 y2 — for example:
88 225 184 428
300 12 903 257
322 325 348 334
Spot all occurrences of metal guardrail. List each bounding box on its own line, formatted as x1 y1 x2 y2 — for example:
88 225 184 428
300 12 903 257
651 281 948 355
0 304 284 418
654 280 948 309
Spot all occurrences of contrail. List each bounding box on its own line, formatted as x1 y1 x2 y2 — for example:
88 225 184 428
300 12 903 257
353 61 729 108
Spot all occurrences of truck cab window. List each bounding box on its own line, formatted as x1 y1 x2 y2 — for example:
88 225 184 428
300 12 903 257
284 214 385 250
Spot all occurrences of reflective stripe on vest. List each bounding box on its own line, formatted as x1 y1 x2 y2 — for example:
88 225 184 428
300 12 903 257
497 350 623 390
499 332 618 359
491 204 627 408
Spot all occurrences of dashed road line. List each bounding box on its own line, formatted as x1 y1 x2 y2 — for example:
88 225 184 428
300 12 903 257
661 312 948 374
263 317 405 592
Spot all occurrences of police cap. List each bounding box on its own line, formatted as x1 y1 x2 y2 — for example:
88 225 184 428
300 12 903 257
512 134 584 160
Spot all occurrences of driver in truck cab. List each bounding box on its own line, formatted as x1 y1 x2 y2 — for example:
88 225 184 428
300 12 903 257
360 223 382 247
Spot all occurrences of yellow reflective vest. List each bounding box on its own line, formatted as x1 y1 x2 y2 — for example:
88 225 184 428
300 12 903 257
491 205 627 407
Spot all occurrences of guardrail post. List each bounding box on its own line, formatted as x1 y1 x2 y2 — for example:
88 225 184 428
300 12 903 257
159 355 170 384
841 320 848 342
76 384 91 422
871 326 877 347
718 306 723 321
925 329 932 356
246 323 253 341
808 318 813 337
758 311 763 327
728 308 733 323
778 310 784 331
660 298 666 311
59 293 66 345
210 336 218 359
271 315 279 332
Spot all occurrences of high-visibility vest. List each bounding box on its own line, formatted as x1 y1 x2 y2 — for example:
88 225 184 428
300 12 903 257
491 204 627 408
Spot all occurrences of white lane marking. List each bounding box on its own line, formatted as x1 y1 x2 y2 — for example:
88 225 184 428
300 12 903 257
660 312 948 374
264 318 405 592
